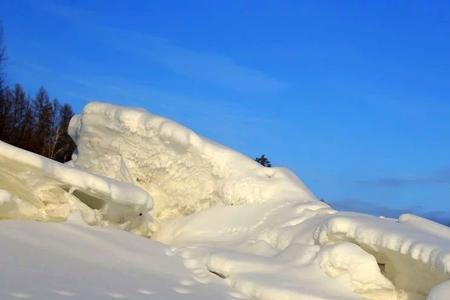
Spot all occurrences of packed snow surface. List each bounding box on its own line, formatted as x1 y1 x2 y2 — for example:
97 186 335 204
0 219 236 300
1 102 449 300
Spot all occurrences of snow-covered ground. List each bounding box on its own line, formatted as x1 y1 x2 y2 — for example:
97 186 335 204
0 218 237 300
0 102 449 300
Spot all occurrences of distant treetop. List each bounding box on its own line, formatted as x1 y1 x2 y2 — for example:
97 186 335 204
255 154 272 168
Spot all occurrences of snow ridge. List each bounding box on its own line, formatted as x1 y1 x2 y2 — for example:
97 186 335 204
68 102 315 224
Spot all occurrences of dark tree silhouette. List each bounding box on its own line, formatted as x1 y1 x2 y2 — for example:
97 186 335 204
0 23 6 90
255 154 272 167
0 23 6 142
0 85 76 162
0 24 75 162
0 87 13 140
33 87 53 155
10 84 28 145
51 103 76 162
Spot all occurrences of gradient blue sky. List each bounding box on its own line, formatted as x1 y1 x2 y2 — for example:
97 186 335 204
1 1 449 223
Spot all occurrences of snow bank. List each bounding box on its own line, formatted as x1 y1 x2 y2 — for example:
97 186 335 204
1 101 449 300
156 201 450 299
0 140 153 235
69 102 316 224
67 102 449 300
313 213 450 298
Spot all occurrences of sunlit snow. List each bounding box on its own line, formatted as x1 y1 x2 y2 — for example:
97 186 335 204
0 102 449 300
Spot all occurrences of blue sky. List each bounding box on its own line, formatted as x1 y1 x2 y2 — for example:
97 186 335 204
1 0 450 223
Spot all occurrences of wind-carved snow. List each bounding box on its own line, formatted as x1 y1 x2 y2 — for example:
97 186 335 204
0 140 153 235
0 102 449 300
68 103 314 225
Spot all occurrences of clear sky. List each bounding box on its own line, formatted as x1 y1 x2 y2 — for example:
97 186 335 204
1 0 449 223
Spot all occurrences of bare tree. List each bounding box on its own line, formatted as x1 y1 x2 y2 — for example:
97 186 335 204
0 24 75 162
0 88 12 140
0 23 6 90
10 84 28 145
0 23 8 138
33 87 54 155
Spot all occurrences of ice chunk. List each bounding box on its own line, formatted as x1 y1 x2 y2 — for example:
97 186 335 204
0 140 153 235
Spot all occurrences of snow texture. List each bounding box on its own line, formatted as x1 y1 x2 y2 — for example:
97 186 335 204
0 219 237 300
68 103 315 225
1 102 449 300
0 140 153 235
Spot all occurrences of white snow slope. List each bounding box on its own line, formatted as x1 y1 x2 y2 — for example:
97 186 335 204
1 102 449 300
0 218 237 300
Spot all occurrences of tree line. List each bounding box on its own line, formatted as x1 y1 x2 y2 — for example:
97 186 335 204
0 24 75 163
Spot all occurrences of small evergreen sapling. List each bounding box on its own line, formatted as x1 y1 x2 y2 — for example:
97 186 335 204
255 154 272 167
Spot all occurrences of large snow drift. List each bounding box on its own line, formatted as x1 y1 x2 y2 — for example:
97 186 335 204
0 140 153 235
1 102 449 300
68 103 315 224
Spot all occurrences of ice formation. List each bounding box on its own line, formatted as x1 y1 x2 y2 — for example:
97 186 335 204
0 140 152 235
68 103 315 223
1 102 449 300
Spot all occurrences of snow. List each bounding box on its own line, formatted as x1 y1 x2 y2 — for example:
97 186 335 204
1 101 449 300
155 204 450 299
399 213 450 240
68 102 315 224
0 140 153 235
428 280 450 300
0 219 237 300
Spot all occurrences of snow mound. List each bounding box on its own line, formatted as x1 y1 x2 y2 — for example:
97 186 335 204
68 102 450 300
0 140 153 235
156 200 450 299
68 102 316 224
1 101 449 300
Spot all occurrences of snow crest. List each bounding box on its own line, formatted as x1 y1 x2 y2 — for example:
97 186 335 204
68 102 315 225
